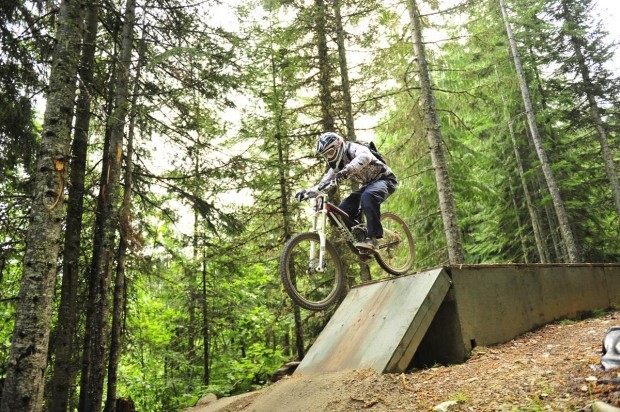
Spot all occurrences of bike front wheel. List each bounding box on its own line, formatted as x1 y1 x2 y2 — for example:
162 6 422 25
279 232 345 311
375 212 415 276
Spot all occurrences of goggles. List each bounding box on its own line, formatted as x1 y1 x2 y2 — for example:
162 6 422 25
321 146 338 161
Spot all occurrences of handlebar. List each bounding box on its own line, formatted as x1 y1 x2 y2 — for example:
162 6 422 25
317 179 339 193
297 179 339 202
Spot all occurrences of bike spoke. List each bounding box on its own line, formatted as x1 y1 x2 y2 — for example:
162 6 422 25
280 233 344 310
375 212 415 275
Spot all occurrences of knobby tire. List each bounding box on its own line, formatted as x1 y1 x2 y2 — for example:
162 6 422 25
280 232 345 311
375 212 415 276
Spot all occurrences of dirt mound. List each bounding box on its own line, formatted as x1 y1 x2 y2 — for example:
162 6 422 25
192 311 620 412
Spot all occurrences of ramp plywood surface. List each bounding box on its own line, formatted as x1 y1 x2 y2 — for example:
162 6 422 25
295 268 451 375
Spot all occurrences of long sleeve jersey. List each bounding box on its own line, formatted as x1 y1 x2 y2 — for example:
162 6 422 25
314 142 395 189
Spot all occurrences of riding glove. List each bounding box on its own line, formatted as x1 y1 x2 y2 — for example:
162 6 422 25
295 189 306 202
335 169 348 183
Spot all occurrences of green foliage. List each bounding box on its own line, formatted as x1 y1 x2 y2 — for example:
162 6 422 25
0 1 50 178
374 0 620 265
1 0 619 410
0 1 49 372
111 211 293 410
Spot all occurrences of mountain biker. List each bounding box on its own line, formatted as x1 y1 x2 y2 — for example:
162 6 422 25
295 132 398 252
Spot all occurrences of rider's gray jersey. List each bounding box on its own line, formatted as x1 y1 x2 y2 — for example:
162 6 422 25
314 142 395 189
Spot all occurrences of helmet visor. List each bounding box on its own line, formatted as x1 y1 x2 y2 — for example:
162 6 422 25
321 146 338 161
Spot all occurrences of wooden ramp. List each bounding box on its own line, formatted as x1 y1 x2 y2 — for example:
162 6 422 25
295 268 451 375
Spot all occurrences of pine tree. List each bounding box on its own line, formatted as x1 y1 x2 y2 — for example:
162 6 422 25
47 2 100 410
406 0 465 264
500 0 581 262
0 0 82 409
79 0 137 409
552 0 620 219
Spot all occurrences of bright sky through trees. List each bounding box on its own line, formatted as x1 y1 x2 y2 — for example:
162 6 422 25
594 0 620 68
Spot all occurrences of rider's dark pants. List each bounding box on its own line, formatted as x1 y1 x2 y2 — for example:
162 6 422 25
338 176 397 239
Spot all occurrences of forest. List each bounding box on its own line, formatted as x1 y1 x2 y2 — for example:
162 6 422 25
0 0 618 410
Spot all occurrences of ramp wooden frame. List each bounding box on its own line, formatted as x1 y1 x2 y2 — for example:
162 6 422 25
296 264 620 375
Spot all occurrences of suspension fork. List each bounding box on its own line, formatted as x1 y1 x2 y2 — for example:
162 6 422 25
310 195 329 272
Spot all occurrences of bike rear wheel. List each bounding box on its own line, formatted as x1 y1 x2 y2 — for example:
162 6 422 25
279 232 345 311
375 212 415 276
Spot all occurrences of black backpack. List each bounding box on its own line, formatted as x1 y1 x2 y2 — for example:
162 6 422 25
354 141 387 164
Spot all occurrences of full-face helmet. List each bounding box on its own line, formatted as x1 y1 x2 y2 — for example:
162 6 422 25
316 132 346 168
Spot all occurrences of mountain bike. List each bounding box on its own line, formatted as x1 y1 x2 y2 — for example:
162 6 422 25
279 180 415 311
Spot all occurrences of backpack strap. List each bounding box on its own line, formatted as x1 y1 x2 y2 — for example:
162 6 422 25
346 141 355 159
350 141 386 165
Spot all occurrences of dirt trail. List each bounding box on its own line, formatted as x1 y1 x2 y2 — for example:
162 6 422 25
190 311 620 412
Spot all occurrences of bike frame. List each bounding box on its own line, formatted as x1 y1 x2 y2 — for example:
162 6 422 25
308 189 360 272
304 182 403 275
282 184 413 310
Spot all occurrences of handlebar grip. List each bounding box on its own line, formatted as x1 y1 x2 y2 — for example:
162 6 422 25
319 180 338 192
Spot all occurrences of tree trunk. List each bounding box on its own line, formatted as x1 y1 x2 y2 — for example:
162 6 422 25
201 248 210 385
47 2 99 411
333 0 371 281
79 56 115 412
266 25 305 358
535 167 565 261
499 0 580 262
523 127 564 262
276 132 292 242
188 159 199 362
294 307 304 359
104 35 144 412
315 0 334 131
509 123 548 263
508 182 529 263
80 0 136 410
276 130 305 359
494 64 548 263
560 0 620 219
0 0 82 410
0 256 5 291
497 81 544 261
333 0 354 141
527 40 561 163
79 13 121 412
406 0 465 264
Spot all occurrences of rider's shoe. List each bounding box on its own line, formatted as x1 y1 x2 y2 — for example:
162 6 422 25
355 237 378 252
